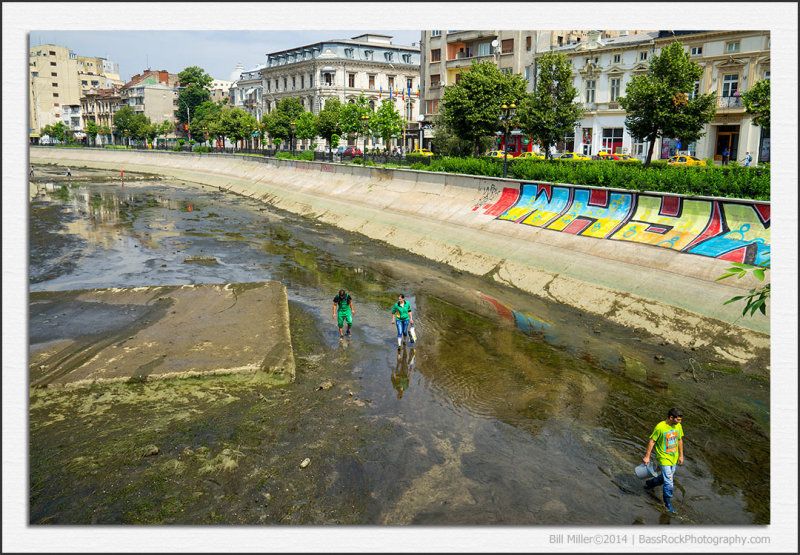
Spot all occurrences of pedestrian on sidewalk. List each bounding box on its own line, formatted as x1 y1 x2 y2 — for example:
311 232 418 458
391 294 414 348
722 148 730 166
333 289 354 339
642 407 685 514
743 152 753 167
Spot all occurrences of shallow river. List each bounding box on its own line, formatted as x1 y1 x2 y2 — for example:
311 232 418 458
28 169 770 525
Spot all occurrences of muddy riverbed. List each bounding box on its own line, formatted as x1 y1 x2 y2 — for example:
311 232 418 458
28 165 770 525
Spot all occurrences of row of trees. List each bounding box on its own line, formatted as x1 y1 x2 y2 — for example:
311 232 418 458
437 42 770 168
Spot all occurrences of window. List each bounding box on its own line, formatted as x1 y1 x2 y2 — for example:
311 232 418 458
348 73 355 87
427 99 439 114
478 42 491 56
369 75 375 88
388 76 395 89
431 30 441 37
525 66 530 81
52 82 58 87
91 81 99 87
430 74 440 87
324 73 332 86
722 73 739 97
557 36 563 46
501 39 514 54
585 80 596 103
526 36 532 51
283 77 287 89
50 72 57 77
455 73 462 84
49 51 55 56
613 54 621 63
726 41 740 52
292 76 296 89
31 71 38 77
639 51 648 61
53 93 58 97
690 46 703 56
431 49 440 62
500 67 512 76
764 71 770 81
687 80 700 100
385 51 394 62
275 79 279 90
50 61 56 66
609 78 620 101
301 76 304 89
81 80 88 85
344 48 354 59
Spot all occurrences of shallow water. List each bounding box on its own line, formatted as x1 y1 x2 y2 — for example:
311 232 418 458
28 172 770 524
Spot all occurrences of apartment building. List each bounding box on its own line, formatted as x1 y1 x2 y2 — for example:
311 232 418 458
548 30 770 162
29 43 124 139
29 44 82 136
417 30 595 149
209 78 233 106
80 87 123 144
254 33 421 150
113 70 180 136
231 65 265 120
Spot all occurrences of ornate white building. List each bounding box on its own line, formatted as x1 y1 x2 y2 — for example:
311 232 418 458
255 33 421 150
544 30 771 163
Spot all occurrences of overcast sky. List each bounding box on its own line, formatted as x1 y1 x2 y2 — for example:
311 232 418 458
28 30 424 82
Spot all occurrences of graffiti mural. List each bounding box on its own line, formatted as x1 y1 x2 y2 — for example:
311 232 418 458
479 183 770 264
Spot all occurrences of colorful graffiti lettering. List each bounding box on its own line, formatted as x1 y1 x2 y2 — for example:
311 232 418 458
477 182 770 263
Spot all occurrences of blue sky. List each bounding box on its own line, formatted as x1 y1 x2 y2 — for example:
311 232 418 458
28 30 424 82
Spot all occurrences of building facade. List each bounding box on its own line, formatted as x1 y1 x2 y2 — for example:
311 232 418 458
418 30 597 149
80 87 123 144
256 33 421 150
541 30 770 162
29 44 82 137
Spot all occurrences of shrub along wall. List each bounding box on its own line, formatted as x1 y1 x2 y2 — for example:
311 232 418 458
406 158 769 201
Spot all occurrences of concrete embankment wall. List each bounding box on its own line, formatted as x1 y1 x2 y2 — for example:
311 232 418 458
30 147 770 363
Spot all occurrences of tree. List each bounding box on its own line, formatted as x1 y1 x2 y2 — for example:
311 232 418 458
371 99 405 150
715 262 770 317
176 66 213 126
217 107 258 150
339 95 372 144
315 98 342 148
618 41 716 168
516 51 583 159
440 61 528 156
113 106 140 143
429 114 484 157
85 120 100 144
261 97 305 143
294 111 318 149
42 122 70 143
741 78 770 130
189 101 222 141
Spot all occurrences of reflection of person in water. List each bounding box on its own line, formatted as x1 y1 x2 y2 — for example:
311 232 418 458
391 346 415 399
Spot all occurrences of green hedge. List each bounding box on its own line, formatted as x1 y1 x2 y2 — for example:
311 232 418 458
413 157 769 200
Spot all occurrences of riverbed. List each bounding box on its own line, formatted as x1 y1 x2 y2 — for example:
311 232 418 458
28 166 770 525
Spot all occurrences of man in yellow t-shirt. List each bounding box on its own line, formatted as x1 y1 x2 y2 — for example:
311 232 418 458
642 408 684 514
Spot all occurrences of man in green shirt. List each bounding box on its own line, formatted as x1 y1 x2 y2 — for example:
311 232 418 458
642 408 684 513
332 289 354 339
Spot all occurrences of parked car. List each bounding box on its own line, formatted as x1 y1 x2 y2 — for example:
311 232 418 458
517 151 545 160
343 146 362 157
667 155 707 166
557 152 592 161
410 148 434 156
486 150 516 159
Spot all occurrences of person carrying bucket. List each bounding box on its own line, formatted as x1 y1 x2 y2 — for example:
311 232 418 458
391 294 414 348
642 407 685 513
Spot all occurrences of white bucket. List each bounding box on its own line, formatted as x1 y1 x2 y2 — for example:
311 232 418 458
634 461 658 479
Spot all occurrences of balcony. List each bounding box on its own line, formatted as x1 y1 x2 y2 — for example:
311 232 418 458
717 95 743 109
446 31 495 43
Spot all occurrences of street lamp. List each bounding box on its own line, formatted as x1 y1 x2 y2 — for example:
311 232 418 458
499 102 516 178
361 113 370 160
290 120 296 156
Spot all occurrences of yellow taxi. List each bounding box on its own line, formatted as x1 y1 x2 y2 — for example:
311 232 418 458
667 155 707 166
486 150 516 159
557 152 592 161
410 148 434 156
517 151 545 160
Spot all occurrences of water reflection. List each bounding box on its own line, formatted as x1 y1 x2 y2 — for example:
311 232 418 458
391 346 416 399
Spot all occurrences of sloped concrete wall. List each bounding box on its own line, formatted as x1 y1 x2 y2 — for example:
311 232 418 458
30 147 770 362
